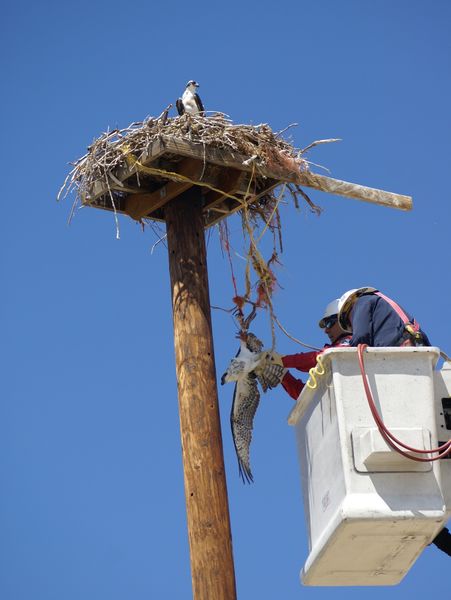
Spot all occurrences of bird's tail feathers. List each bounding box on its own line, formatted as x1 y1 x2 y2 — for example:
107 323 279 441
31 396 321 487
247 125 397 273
238 459 254 484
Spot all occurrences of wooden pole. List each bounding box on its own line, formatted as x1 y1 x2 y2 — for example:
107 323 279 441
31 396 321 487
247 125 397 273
165 188 237 600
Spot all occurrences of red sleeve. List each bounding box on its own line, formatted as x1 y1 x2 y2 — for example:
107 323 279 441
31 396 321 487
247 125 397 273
281 371 305 401
282 350 320 372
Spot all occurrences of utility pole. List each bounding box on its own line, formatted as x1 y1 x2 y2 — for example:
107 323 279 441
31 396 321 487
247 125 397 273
165 188 237 600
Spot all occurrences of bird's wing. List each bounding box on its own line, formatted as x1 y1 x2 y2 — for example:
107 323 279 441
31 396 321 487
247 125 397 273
176 98 185 115
256 362 286 391
194 93 205 113
230 373 260 483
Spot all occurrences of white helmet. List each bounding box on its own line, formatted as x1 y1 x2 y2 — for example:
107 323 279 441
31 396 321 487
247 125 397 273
337 287 377 332
318 298 340 328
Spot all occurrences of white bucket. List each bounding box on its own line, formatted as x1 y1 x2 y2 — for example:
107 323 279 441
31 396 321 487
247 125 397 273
288 347 447 586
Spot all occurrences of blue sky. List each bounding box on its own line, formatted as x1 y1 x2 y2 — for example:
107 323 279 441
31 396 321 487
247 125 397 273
2 1 451 598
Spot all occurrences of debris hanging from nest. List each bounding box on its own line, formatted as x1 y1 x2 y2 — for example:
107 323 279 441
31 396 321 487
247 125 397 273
58 109 339 340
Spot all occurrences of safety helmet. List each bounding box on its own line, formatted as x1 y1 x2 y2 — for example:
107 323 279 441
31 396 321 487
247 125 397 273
337 287 377 332
318 298 340 328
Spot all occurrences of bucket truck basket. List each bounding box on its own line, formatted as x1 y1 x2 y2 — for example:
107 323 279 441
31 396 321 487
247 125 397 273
288 347 448 587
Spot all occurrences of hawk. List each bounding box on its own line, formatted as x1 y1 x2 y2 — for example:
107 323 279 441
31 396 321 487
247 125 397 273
221 332 286 483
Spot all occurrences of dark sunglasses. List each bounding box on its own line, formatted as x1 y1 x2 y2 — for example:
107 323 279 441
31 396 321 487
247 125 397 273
324 315 338 329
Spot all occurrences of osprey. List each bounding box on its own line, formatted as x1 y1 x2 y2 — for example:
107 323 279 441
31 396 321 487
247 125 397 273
176 80 205 115
221 332 286 483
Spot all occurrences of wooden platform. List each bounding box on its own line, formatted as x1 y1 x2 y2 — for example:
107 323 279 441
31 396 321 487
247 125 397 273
82 135 412 227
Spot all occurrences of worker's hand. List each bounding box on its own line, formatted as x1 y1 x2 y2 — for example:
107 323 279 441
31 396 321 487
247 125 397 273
254 350 286 391
261 349 284 367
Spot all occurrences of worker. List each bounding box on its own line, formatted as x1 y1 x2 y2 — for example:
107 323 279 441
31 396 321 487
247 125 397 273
268 298 352 401
270 287 431 399
336 287 430 347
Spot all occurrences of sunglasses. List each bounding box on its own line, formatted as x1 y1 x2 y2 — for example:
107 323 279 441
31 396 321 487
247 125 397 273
324 315 338 329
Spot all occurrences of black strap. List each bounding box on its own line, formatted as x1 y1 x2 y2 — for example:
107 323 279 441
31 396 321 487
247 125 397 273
432 527 451 557
396 330 425 347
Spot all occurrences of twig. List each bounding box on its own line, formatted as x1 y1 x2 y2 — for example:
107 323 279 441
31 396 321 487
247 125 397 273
150 233 167 254
301 138 341 154
275 123 299 138
211 305 235 314
295 185 322 215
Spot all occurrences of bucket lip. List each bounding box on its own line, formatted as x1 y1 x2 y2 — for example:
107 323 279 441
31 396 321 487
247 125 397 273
320 345 440 356
287 346 441 426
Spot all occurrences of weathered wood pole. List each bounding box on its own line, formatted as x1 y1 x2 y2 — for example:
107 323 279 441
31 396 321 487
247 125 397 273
165 187 237 600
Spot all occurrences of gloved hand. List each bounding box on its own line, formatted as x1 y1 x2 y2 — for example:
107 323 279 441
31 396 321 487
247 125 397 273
255 350 286 391
260 349 284 367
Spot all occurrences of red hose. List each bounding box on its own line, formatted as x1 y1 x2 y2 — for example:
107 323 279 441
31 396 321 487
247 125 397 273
357 344 451 462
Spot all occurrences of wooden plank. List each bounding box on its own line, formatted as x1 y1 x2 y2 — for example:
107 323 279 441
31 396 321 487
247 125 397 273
125 180 192 221
124 157 204 221
157 136 412 211
298 171 412 211
89 196 126 214
207 206 231 214
261 151 413 210
158 136 247 171
204 180 281 228
165 189 237 600
203 168 248 210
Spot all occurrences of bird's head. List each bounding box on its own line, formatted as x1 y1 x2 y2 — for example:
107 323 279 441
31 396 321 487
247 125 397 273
186 80 199 90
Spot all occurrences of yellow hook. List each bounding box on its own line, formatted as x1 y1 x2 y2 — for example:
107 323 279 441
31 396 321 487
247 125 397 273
306 354 325 389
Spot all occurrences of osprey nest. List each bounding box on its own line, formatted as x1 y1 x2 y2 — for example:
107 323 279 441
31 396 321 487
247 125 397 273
58 109 336 333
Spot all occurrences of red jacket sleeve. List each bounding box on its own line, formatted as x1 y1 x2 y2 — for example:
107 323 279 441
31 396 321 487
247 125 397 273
281 371 305 401
282 350 320 372
280 337 352 401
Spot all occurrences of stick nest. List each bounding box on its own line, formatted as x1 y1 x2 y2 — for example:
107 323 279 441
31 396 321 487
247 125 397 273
59 110 329 217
